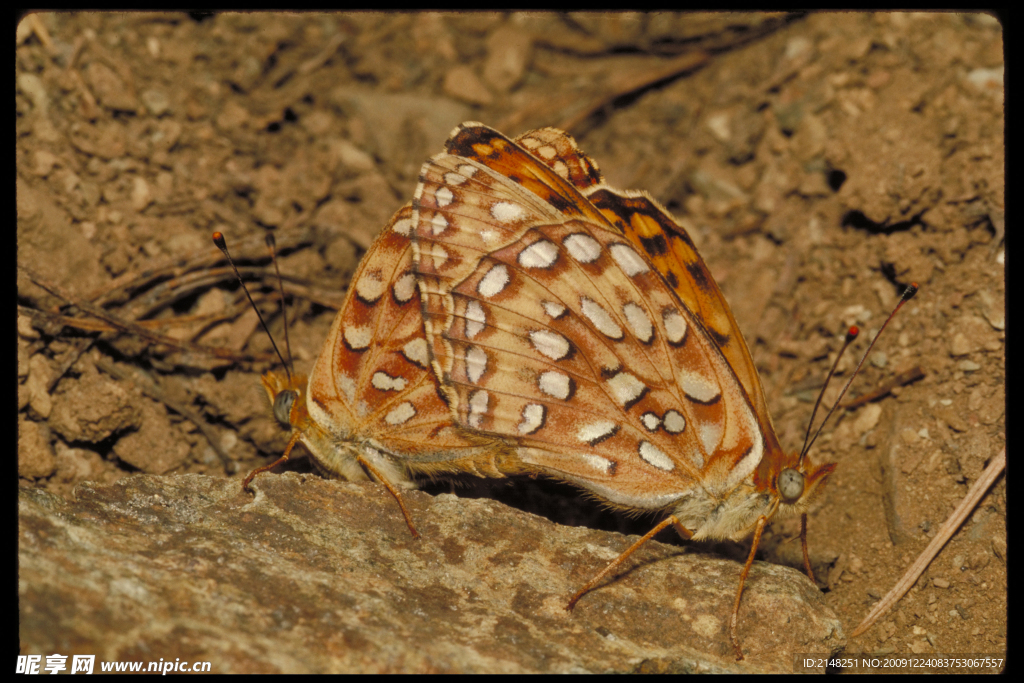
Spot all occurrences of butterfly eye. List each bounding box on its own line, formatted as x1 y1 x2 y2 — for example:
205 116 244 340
274 390 297 427
778 467 805 504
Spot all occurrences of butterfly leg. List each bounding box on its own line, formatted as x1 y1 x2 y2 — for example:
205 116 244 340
355 454 421 539
242 429 303 493
672 519 694 541
730 514 768 661
566 515 686 611
799 512 817 583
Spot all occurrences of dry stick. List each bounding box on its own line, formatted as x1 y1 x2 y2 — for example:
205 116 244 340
19 264 274 363
93 356 235 473
111 267 341 324
21 301 263 337
557 52 710 134
24 13 56 53
850 447 1006 638
545 15 798 137
123 266 278 319
297 31 345 74
83 225 314 307
841 366 925 409
20 304 113 333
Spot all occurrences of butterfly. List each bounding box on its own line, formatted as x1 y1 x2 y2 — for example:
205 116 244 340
253 205 513 538
250 127 602 537
410 122 836 659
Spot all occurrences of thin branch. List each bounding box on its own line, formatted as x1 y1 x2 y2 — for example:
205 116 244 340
19 265 274 363
841 366 926 409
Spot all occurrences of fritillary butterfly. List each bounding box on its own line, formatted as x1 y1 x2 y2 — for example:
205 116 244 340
410 122 837 659
252 205 512 538
250 127 595 536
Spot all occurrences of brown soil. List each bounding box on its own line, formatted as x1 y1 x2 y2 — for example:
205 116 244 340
18 11 1004 666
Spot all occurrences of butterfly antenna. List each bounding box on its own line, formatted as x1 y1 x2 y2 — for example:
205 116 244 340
799 325 859 457
264 233 294 374
798 283 918 467
212 232 292 384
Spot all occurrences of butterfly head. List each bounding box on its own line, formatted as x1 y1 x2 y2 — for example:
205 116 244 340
770 451 836 516
262 369 310 432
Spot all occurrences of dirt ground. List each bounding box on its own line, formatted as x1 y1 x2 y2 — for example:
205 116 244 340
17 11 1004 668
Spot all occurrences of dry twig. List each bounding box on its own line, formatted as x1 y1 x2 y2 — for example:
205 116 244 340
851 447 1006 638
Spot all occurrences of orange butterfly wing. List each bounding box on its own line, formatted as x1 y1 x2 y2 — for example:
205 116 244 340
263 205 506 485
412 123 779 537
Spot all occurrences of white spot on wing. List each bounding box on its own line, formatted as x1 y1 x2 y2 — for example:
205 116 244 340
478 264 510 298
680 371 721 403
480 229 500 247
444 172 468 186
392 272 416 303
577 420 617 445
337 373 356 404
663 410 686 434
343 325 373 350
536 145 557 159
609 243 650 276
663 308 687 344
639 441 675 471
457 164 478 178
423 243 448 268
402 338 429 367
393 217 414 236
371 371 408 392
538 370 571 399
430 213 449 235
622 302 653 342
465 346 488 383
541 300 566 319
465 300 486 339
518 404 545 434
581 453 614 474
518 240 558 269
468 389 489 428
435 186 454 207
641 412 661 431
564 233 601 263
384 401 416 425
581 297 623 339
607 371 646 407
376 370 407 393
355 272 386 303
491 201 525 223
529 329 570 360
698 420 723 461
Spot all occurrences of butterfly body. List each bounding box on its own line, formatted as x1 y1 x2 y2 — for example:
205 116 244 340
260 369 415 489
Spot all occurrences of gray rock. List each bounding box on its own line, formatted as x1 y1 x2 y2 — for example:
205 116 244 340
19 474 844 673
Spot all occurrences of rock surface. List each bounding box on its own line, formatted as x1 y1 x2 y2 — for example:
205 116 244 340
20 473 842 673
